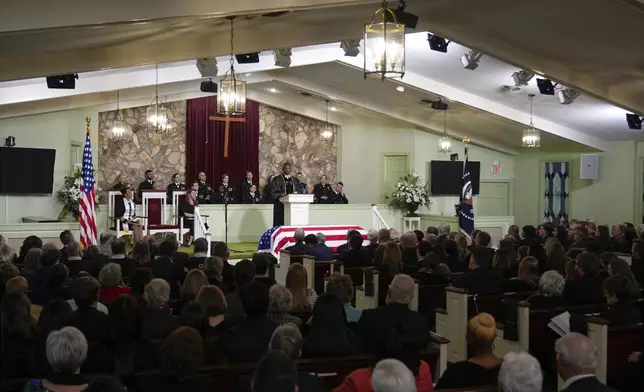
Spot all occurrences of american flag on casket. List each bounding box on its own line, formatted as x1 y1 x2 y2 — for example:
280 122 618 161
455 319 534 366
258 225 369 259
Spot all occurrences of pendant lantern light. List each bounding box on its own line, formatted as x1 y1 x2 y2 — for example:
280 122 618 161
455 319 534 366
146 64 169 132
363 1 405 79
522 94 541 148
217 16 247 115
438 109 452 154
321 100 333 139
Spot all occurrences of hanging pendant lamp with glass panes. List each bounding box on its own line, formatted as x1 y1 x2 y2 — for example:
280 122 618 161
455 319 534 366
109 90 129 140
522 94 541 148
364 1 405 79
438 109 452 154
147 64 169 132
321 100 333 139
218 17 247 115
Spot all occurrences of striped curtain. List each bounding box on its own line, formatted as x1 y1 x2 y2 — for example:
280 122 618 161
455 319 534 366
544 162 570 224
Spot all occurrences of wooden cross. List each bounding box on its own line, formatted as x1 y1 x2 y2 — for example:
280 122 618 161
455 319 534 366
208 115 246 158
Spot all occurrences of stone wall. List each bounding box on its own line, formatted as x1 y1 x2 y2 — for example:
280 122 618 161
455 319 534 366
258 104 338 188
97 101 186 194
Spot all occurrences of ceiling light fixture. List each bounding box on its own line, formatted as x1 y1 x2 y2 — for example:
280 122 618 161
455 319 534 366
396 86 405 92
218 16 247 115
522 94 540 148
427 33 449 53
267 87 279 93
536 78 557 95
235 53 260 64
329 106 338 112
461 50 483 70
626 113 643 130
340 40 361 57
274 48 292 67
109 90 129 140
146 64 169 133
196 57 218 77
364 1 405 80
557 88 581 105
321 100 334 139
438 108 452 154
512 69 534 86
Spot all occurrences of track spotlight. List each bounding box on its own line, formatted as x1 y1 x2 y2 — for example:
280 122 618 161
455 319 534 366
557 88 581 105
394 0 418 29
512 70 534 86
427 33 449 53
196 57 218 77
536 78 556 95
235 53 260 64
200 79 218 93
461 50 483 70
626 114 643 130
274 48 292 67
340 40 360 57
46 74 78 89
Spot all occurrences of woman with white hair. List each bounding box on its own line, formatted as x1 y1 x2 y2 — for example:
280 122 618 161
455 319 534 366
526 270 566 309
0 234 15 263
24 326 89 392
498 352 542 392
98 262 131 305
267 284 302 326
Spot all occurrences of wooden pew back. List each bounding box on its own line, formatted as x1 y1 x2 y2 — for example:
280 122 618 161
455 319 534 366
587 318 644 383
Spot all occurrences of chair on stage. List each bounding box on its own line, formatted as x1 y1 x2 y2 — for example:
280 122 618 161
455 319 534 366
107 191 133 240
141 190 182 240
171 190 190 241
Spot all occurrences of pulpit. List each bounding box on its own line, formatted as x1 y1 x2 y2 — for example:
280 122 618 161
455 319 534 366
279 194 315 226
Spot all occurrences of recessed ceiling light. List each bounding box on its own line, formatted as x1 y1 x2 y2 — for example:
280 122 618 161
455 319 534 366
396 86 405 92
245 73 252 77
329 106 338 112
267 87 279 93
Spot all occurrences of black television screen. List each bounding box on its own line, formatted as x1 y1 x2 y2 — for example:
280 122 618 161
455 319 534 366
0 147 56 194
430 160 480 196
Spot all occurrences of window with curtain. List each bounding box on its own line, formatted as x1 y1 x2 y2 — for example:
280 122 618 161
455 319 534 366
544 162 570 224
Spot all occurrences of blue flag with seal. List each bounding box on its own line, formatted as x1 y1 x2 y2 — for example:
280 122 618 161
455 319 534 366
459 147 474 237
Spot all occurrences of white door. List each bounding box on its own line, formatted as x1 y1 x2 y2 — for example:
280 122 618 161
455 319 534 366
478 182 510 216
383 154 409 201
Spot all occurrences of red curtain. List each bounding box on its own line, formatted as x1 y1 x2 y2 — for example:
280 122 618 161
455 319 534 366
186 97 259 186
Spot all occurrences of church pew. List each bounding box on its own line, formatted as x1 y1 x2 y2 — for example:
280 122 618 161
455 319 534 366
436 287 536 363
355 268 379 311
274 250 309 286
587 318 644 384
307 259 344 294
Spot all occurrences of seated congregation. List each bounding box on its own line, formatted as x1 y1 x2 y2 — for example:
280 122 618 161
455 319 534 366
0 218 642 392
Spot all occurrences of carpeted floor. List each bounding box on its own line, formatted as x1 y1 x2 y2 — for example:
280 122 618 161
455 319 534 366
177 242 258 259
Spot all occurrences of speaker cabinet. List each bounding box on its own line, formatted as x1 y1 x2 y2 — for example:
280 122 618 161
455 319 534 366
580 154 599 180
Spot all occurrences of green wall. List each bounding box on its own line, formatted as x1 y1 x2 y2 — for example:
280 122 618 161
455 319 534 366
514 141 639 226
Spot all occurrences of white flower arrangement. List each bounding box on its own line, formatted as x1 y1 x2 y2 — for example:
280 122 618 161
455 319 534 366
56 164 96 220
385 173 432 216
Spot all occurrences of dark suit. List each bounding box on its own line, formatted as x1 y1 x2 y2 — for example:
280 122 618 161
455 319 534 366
166 182 185 203
564 275 605 306
314 183 333 204
137 180 155 203
562 375 619 392
600 302 642 326
610 236 631 254
339 247 371 268
285 242 308 253
240 180 256 197
358 303 429 353
271 174 303 226
331 191 349 204
242 191 262 204
67 307 112 373
307 243 334 261
112 257 138 281
197 181 213 204
221 315 277 363
452 267 506 294
214 183 235 204
140 308 179 340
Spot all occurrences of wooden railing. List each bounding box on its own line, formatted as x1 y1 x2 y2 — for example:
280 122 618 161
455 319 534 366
193 206 212 256
371 204 390 231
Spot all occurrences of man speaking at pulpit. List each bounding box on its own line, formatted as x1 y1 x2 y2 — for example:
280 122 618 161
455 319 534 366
271 162 303 227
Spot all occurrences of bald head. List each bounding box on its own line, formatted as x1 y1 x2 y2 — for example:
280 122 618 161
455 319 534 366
387 274 414 305
555 333 598 380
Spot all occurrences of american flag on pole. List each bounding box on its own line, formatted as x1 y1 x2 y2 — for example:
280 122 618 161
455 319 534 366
459 146 475 238
79 117 98 248
259 225 368 259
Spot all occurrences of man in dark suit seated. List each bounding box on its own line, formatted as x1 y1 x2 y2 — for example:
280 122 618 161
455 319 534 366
330 182 349 204
452 245 506 294
140 278 178 340
570 226 596 251
225 259 256 316
556 333 619 392
336 230 359 255
304 234 334 261
252 253 277 288
59 229 74 262
284 228 308 253
517 225 538 248
180 237 209 277
63 241 85 278
358 274 429 353
110 238 137 279
339 232 371 268
222 281 278 363
609 224 631 253
212 241 236 293
563 252 605 306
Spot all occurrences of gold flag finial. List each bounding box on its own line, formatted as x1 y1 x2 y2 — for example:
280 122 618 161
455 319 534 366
462 137 470 145
85 116 91 136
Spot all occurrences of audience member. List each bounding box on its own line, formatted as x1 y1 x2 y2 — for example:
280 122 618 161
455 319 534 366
179 301 206 333
452 246 505 294
610 224 631 253
519 225 538 248
285 228 308 252
59 230 74 262
150 240 178 292
492 248 514 279
326 273 361 323
441 239 464 273
337 230 360 254
251 350 297 392
129 267 153 307
556 332 618 392
504 256 539 292
358 274 428 353
16 235 43 266
140 279 178 340
526 270 566 309
364 230 380 261
508 225 521 241
564 252 605 305
98 233 114 258
212 241 236 293
599 275 642 326
0 234 15 263
5 276 28 297
546 241 567 275
0 261 19 298
196 285 228 333
435 313 501 390
475 231 492 248
34 299 74 371
81 245 109 278
98 263 131 304
303 294 357 357
49 263 72 301
607 257 641 299
174 269 208 315
110 238 136 279
25 327 89 392
378 228 391 243
286 263 317 309
200 256 223 287
130 240 151 267
226 259 255 315
378 242 403 287
63 241 83 277
556 225 571 250
267 284 302 326
251 253 277 288
498 351 542 392
306 233 334 261
0 293 36 377
22 247 43 279
108 295 140 377
222 281 277 363
339 232 370 267
371 359 417 392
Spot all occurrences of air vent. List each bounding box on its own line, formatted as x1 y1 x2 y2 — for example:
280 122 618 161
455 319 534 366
262 11 290 18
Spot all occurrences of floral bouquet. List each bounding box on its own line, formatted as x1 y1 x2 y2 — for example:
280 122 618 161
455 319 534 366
55 163 101 221
386 173 432 217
